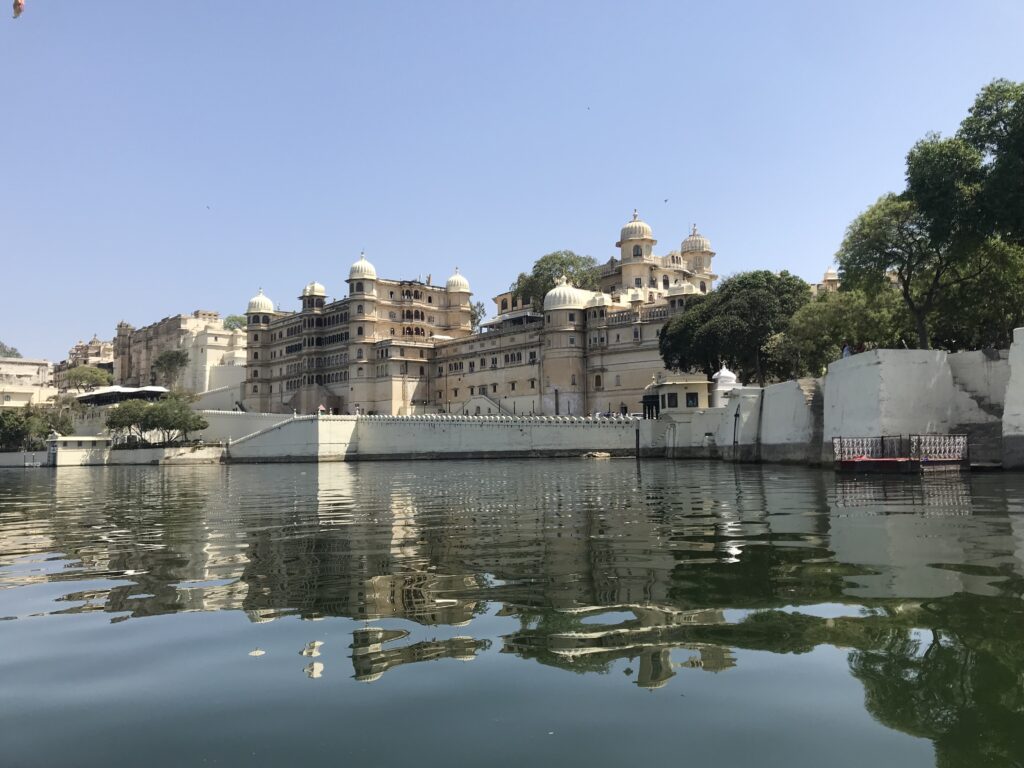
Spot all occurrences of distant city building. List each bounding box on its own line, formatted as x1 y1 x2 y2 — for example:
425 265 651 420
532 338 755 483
113 310 247 394
242 212 718 416
54 335 114 391
0 357 57 409
811 266 841 296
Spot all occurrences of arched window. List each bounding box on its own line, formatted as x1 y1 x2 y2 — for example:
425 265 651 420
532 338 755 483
252 384 258 393
414 290 421 300
662 275 669 290
356 281 363 293
501 299 508 311
356 326 364 336
571 374 577 386
262 315 269 324
357 304 364 314
427 296 432 304
700 281 707 293
632 245 642 258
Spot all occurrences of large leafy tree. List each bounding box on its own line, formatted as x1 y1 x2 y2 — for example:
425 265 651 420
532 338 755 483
958 78 1024 244
659 270 810 385
65 365 112 391
841 79 1024 352
152 350 189 388
510 250 600 310
0 410 29 450
223 314 247 331
0 340 21 358
105 399 152 442
780 289 911 376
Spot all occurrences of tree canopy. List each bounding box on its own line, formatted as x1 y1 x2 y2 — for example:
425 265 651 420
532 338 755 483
0 340 21 358
152 350 189 387
659 270 810 385
65 365 112 391
510 250 600 310
223 314 247 331
469 301 488 331
838 78 1024 351
105 393 208 445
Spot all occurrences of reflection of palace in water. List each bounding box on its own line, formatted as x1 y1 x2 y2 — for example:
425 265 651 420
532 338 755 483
5 461 1024 692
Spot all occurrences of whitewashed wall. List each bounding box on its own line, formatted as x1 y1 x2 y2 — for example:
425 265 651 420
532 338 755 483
354 415 637 459
1003 328 1024 468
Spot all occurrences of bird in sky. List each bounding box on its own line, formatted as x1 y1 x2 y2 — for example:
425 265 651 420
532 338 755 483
13 0 24 19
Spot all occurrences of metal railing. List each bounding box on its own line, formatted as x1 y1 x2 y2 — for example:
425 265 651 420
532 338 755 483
832 434 968 463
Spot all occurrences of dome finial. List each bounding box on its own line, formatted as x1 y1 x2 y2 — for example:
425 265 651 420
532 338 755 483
633 208 639 221
692 223 698 234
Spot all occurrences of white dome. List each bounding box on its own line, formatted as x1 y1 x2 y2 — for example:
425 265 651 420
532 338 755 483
349 252 377 281
544 275 591 311
302 281 326 297
446 268 470 293
712 365 737 384
681 224 712 253
247 289 274 313
618 209 653 244
824 267 839 280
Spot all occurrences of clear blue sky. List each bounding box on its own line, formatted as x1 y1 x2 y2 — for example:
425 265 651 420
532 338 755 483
3 1 1022 361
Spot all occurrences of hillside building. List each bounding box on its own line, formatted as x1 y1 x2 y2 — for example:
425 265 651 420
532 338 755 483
113 311 247 394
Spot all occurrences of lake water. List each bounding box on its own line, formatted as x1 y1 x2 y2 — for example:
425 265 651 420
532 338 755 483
1 460 1022 768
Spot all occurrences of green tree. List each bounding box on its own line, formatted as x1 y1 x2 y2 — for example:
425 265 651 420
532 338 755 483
659 271 810 385
0 340 21 358
223 314 247 331
0 410 29 451
781 289 911 375
143 394 208 443
958 78 1024 244
105 399 152 443
510 250 600 311
65 365 112 391
469 301 488 331
838 194 971 349
152 350 189 388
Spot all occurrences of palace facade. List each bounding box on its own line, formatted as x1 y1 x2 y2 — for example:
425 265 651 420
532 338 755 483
114 311 247 394
242 212 717 416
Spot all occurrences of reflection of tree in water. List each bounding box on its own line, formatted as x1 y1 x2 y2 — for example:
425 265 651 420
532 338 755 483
849 595 1024 768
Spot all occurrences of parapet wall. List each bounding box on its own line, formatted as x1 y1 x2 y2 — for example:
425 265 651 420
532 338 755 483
354 414 637 459
222 413 638 462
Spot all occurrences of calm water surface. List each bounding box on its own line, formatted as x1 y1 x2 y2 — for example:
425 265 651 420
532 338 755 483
1 460 1023 767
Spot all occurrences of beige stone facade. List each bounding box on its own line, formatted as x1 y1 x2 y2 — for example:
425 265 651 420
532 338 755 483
114 311 247 394
0 357 57 409
54 335 114 391
242 212 717 416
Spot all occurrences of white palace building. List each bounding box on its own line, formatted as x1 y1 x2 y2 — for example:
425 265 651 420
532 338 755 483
241 211 718 416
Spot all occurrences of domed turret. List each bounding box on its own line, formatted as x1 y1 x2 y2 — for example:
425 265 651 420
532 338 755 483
543 275 591 311
681 224 712 254
446 268 470 293
302 281 326 297
247 288 274 314
349 252 377 281
616 209 654 247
